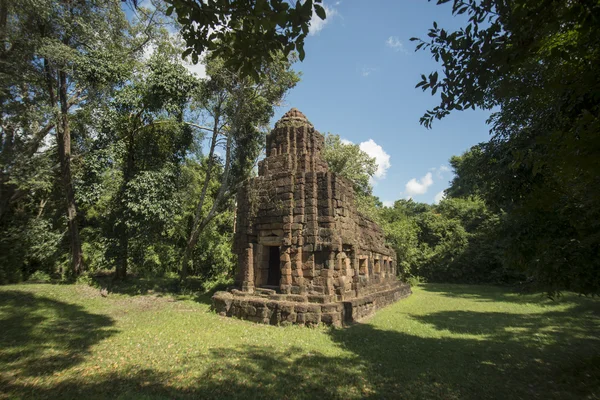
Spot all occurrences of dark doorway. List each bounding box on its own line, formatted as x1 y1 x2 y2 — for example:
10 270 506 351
267 246 281 286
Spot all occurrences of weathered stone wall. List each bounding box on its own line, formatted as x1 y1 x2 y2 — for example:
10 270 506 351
234 109 397 298
213 282 411 327
219 108 411 326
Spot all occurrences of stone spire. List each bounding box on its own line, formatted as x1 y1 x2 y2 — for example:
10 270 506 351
216 106 410 327
260 108 328 176
274 108 313 128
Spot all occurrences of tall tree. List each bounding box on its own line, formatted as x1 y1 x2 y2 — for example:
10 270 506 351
1 0 131 277
180 52 299 279
322 134 377 198
413 0 600 294
321 133 382 221
100 52 198 279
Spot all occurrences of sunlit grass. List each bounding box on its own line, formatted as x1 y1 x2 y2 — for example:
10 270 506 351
0 283 598 399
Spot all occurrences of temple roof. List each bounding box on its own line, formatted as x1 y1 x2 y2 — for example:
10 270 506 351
275 108 313 127
282 108 307 120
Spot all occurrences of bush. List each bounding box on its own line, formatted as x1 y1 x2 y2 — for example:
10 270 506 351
406 275 427 287
27 271 52 283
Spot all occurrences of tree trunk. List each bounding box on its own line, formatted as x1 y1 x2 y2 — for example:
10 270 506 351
181 130 232 280
114 133 135 280
0 125 14 224
57 69 84 276
114 229 128 280
180 115 221 280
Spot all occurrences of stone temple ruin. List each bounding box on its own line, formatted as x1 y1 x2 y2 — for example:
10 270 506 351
212 108 411 326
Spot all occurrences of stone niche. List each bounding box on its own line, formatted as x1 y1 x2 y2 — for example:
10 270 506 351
212 108 411 326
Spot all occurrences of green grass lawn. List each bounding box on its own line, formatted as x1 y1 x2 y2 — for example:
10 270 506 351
0 283 598 400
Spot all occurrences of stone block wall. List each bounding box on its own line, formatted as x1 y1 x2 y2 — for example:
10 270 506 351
219 108 411 326
212 281 412 327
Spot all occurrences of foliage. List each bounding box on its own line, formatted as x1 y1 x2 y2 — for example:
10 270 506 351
380 200 422 278
26 271 52 283
180 50 299 278
322 134 377 197
380 197 511 284
322 133 383 221
445 144 486 199
1 283 598 399
96 50 199 279
1 0 284 284
405 275 427 287
163 0 326 79
412 0 600 294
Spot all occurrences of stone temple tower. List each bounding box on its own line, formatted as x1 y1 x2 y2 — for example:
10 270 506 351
212 108 411 326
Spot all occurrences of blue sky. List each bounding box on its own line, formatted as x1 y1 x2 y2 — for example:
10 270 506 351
271 0 493 205
129 0 492 205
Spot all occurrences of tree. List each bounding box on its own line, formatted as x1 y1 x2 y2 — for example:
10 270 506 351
1 0 308 283
0 0 132 277
322 134 377 197
97 52 198 279
180 52 300 279
162 0 327 79
380 201 421 278
321 133 385 221
445 145 486 199
413 0 600 294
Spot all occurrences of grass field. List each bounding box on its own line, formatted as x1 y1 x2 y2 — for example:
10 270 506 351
0 282 598 400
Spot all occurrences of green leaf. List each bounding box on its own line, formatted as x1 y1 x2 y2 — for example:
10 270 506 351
430 71 438 86
314 4 326 20
182 48 193 59
297 43 305 61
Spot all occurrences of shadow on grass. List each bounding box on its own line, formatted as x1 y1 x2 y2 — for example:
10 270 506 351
1 285 599 400
0 291 117 380
0 345 378 400
89 275 225 306
329 315 599 399
418 283 593 304
91 275 191 296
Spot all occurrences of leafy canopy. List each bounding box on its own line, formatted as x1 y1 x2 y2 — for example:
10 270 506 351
162 0 326 79
412 0 600 294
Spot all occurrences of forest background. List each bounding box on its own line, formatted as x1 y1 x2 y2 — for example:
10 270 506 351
1 0 598 297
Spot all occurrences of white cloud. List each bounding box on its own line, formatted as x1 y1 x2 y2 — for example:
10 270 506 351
183 58 207 79
405 172 434 197
359 139 391 179
430 164 451 179
142 41 206 79
309 3 338 36
341 138 391 180
382 200 394 208
360 67 378 77
385 36 407 53
433 190 446 204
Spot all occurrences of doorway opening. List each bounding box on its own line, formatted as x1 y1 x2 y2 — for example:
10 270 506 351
267 246 281 286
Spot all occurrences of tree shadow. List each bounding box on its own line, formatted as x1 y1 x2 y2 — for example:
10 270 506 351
4 314 597 400
419 283 585 304
89 275 217 306
0 291 117 380
327 301 600 399
1 286 598 399
0 346 373 399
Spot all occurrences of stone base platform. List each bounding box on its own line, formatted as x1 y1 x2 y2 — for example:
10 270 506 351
211 281 412 327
